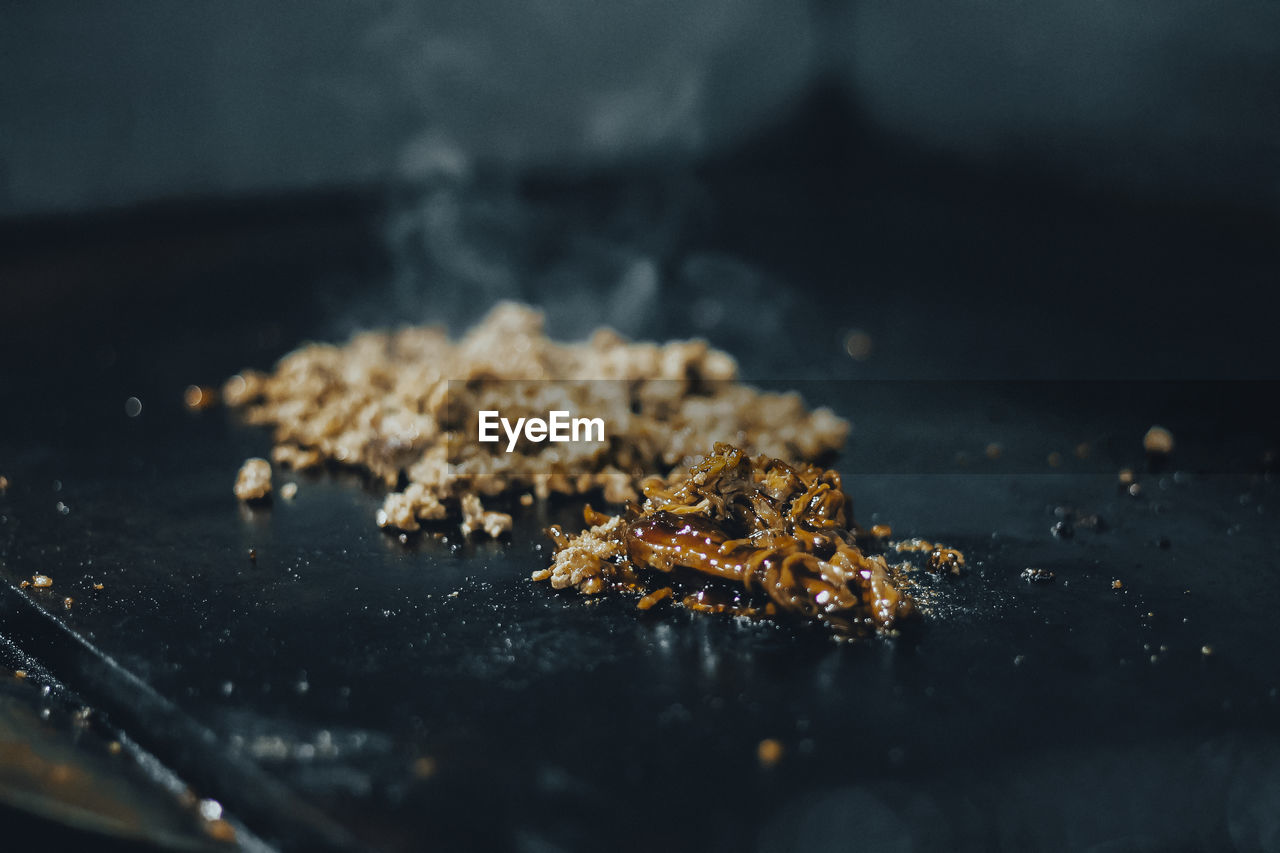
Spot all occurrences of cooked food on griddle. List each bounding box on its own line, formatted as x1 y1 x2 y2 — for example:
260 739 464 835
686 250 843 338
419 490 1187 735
233 457 273 502
534 443 917 637
223 303 847 537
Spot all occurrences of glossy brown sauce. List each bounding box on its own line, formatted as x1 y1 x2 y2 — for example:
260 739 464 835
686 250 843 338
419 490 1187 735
537 443 919 637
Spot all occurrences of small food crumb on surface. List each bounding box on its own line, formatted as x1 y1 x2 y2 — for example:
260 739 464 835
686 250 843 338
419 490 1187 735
203 819 237 844
13 670 26 679
31 575 52 588
757 738 784 767
107 741 122 755
1021 568 1055 583
1143 425 1175 455
63 597 74 609
1112 579 1124 590
280 482 298 500
1118 468 1136 485
519 493 534 506
984 442 1003 460
869 524 892 539
1075 442 1092 459
927 547 965 576
459 493 512 538
234 458 272 502
248 549 257 562
93 582 104 590
842 329 873 361
1201 645 1214 656
0 475 8 493
411 756 437 778
183 384 218 410
636 587 673 611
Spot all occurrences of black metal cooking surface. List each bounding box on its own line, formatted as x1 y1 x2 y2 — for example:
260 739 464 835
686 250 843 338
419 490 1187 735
3 117 1280 851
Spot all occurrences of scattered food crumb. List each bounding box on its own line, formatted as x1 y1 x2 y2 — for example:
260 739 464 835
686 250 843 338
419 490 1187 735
984 442 1002 460
757 738 784 767
19 580 29 589
1075 442 1092 459
1021 568 1055 583
93 583 104 591
183 384 218 411
1143 425 1175 455
1128 483 1143 498
869 524 892 539
1118 468 1136 485
411 756 437 779
63 597 74 610
1013 655 1026 666
13 670 26 679
31 575 52 588
636 587 673 611
927 548 965 576
234 458 272 502
1112 579 1124 590
459 493 512 538
248 549 257 562
843 329 873 361
1201 645 1213 656
1047 451 1063 468
280 482 298 500
203 819 237 844
107 741 122 755
0 475 8 493
519 493 534 507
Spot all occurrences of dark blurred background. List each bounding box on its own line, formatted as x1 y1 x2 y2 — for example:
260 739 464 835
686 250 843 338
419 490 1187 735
3 0 1279 384
4 1 1280 215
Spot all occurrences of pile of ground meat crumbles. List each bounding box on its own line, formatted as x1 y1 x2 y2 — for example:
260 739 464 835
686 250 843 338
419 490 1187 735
225 303 848 538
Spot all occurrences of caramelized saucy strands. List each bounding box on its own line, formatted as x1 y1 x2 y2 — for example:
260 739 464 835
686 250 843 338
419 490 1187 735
536 443 918 637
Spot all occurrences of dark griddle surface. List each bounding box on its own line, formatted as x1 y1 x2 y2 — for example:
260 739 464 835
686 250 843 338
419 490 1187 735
3 375 1279 852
